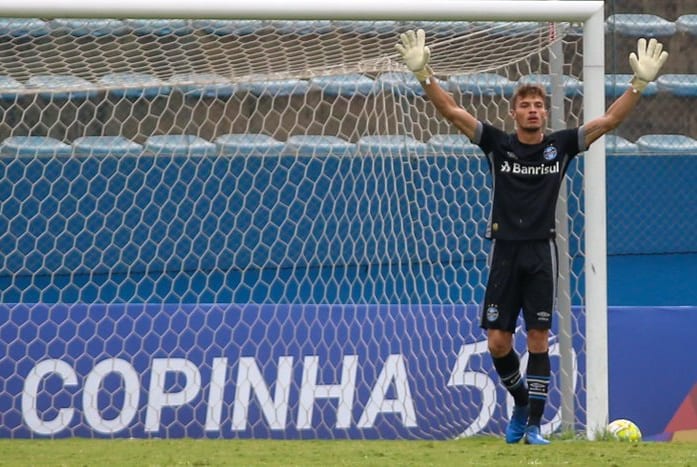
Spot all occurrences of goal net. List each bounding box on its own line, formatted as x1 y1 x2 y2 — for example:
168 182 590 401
0 3 604 439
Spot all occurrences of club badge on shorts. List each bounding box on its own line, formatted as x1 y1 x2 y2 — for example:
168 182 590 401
486 305 499 322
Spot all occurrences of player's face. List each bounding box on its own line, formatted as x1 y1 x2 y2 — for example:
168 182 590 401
511 96 547 132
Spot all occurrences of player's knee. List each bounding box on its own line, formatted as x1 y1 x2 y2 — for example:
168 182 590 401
488 343 512 358
487 330 513 357
526 328 549 353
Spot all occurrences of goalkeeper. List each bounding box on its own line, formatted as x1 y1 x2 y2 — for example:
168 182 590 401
396 30 667 445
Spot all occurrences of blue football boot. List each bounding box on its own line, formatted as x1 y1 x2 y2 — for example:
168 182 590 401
524 425 551 445
505 405 529 443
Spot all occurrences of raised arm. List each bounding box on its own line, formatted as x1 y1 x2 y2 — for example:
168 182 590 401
583 38 669 148
395 29 479 141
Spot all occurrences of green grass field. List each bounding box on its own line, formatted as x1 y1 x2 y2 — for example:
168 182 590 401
1 437 696 466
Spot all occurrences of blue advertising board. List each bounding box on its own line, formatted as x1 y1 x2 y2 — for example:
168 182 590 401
3 303 696 440
0 303 584 439
608 306 697 439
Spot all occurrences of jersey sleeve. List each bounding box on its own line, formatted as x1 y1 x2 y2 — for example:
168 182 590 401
473 121 508 154
577 126 588 152
553 127 585 157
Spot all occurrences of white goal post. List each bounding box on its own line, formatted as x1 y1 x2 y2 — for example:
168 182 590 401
0 0 607 440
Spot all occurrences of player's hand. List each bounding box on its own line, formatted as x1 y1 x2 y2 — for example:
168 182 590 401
629 37 669 93
395 29 433 83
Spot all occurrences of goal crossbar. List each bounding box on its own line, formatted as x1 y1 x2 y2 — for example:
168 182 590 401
2 0 603 22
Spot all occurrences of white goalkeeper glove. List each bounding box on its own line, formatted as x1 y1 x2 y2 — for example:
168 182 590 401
629 37 669 93
395 29 433 83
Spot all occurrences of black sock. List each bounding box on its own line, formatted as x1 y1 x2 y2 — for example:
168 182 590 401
526 351 551 427
492 349 529 407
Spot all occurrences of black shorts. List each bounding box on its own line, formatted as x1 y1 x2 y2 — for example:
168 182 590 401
480 238 558 332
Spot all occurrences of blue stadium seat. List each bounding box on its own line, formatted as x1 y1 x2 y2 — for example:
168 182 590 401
215 134 285 156
375 72 430 97
71 136 143 156
144 135 217 156
409 20 472 36
656 74 697 97
449 73 516 97
310 74 375 97
98 72 170 99
269 20 334 35
239 79 310 97
470 21 543 36
0 136 72 157
25 74 99 100
0 18 50 37
426 134 484 156
169 72 235 99
123 19 194 36
48 18 129 36
283 135 355 157
333 20 396 35
676 15 697 35
635 134 697 155
517 74 582 97
356 135 427 156
191 19 265 36
605 134 638 155
0 76 25 100
605 14 676 37
606 74 657 97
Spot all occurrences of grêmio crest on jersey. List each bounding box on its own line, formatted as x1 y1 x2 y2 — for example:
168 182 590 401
543 145 558 161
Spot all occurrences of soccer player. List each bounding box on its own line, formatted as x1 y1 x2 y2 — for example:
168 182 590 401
396 30 668 445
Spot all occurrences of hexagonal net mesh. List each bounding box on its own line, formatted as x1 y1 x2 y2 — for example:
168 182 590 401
0 18 588 439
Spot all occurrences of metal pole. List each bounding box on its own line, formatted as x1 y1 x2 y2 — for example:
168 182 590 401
549 34 575 435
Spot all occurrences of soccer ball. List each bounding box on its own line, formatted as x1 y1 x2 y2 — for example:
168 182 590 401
607 419 642 442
